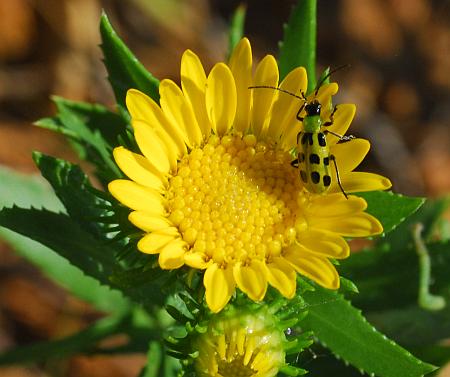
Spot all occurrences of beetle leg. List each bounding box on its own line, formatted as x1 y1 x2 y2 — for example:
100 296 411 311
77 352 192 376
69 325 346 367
324 130 355 143
323 105 338 127
296 103 306 122
330 155 348 199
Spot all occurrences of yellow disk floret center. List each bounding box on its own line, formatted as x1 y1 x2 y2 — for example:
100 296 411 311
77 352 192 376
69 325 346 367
167 134 304 264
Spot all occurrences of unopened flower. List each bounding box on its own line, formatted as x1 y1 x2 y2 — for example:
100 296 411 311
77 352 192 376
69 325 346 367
194 307 286 377
108 38 391 313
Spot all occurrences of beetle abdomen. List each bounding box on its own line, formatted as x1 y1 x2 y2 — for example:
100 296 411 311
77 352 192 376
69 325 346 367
298 132 332 194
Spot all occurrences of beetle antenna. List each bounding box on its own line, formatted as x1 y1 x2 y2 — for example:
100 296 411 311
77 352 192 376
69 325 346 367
314 64 350 96
249 85 306 101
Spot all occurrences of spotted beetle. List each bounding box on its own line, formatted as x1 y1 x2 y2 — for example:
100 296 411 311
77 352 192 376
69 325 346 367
249 70 353 198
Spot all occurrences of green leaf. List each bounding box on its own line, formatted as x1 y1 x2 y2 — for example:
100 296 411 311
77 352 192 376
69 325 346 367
50 96 122 182
0 206 170 310
346 241 450 347
0 310 159 365
340 198 450 312
357 191 425 235
0 316 125 365
366 304 450 349
35 116 78 138
301 287 437 377
0 207 115 283
278 0 317 92
394 196 450 244
227 4 246 59
0 166 129 313
413 345 450 369
100 12 160 107
0 165 62 211
37 98 126 147
138 342 180 377
33 152 112 237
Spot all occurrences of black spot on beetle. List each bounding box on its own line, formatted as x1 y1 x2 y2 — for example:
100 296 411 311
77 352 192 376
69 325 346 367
323 157 330 166
318 133 326 147
300 170 308 183
311 171 320 184
323 175 331 186
309 154 320 164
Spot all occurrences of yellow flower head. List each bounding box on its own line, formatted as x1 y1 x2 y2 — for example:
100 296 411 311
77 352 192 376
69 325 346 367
193 307 286 377
108 38 392 313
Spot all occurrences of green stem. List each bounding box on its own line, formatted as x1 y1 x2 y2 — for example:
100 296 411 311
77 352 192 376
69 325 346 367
227 4 247 60
412 223 446 311
279 0 317 93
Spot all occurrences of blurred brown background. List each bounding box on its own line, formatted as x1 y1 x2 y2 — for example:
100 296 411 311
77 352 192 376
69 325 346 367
0 0 449 376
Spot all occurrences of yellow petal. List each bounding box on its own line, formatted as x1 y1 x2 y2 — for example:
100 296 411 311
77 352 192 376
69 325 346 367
309 212 383 237
128 211 172 232
108 179 165 215
113 146 166 191
233 260 267 301
159 239 187 269
267 67 307 142
159 79 203 147
280 115 302 151
204 263 235 313
329 139 370 174
184 252 210 269
283 245 340 289
296 229 350 259
327 104 356 142
308 194 367 217
265 257 296 298
137 228 180 254
132 120 171 174
330 172 392 194
228 38 252 133
251 55 279 138
206 63 237 136
314 82 338 103
126 89 187 160
180 49 211 138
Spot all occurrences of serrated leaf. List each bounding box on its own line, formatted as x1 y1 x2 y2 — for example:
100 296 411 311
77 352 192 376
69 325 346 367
0 310 158 366
278 0 317 92
0 315 124 365
357 191 425 234
346 241 450 347
100 12 160 108
109 266 174 309
413 345 450 369
341 198 450 312
0 166 129 313
50 96 122 182
366 304 450 349
138 342 180 377
227 5 246 59
33 152 112 237
0 206 169 310
40 98 126 147
35 116 78 138
385 197 450 251
301 287 436 377
0 207 115 283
